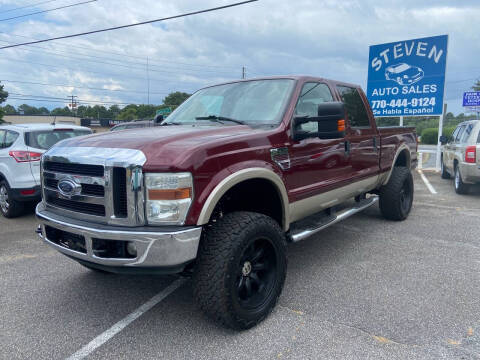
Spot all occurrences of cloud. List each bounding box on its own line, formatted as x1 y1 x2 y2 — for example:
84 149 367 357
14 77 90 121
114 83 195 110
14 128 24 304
0 0 479 114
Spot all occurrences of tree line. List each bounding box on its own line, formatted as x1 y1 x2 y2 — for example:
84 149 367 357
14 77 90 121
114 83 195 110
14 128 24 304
0 90 190 123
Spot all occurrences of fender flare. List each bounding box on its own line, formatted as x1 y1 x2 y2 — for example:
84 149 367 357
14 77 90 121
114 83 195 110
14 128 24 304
382 144 411 185
196 167 290 231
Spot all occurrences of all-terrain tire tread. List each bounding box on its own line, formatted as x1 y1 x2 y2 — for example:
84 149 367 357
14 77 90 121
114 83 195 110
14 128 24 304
379 166 413 221
192 211 286 330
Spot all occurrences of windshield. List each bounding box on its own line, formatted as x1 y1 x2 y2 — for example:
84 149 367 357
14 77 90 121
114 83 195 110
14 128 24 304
26 129 92 150
165 79 295 126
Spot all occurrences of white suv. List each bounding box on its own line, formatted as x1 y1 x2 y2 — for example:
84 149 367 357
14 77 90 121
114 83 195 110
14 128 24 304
0 123 92 218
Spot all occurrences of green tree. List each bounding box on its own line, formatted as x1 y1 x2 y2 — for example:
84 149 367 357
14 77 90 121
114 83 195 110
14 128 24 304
0 82 9 123
117 107 137 121
18 104 43 115
163 91 190 106
38 107 50 115
2 104 16 115
51 107 73 116
108 105 120 119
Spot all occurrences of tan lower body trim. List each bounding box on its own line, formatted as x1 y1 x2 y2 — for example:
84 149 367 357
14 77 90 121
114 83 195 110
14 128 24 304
288 175 381 223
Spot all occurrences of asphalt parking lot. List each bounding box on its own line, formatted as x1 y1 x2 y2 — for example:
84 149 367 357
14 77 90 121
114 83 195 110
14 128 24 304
1 171 479 360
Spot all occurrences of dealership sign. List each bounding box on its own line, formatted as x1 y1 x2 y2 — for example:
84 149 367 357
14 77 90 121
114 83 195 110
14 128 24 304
463 91 480 107
367 35 448 117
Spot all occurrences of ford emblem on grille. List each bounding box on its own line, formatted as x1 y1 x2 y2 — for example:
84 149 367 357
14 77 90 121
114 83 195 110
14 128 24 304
57 178 82 198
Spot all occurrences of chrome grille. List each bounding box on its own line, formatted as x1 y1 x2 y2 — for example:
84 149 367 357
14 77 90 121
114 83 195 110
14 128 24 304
44 161 104 177
41 146 147 226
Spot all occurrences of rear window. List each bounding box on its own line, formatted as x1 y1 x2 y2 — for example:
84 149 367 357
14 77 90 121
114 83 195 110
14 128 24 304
25 129 91 150
460 124 474 143
5 131 19 148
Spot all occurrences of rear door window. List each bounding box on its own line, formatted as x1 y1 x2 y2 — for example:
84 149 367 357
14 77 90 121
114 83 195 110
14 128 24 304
4 131 19 148
336 86 370 128
450 126 461 142
455 125 466 143
26 129 91 150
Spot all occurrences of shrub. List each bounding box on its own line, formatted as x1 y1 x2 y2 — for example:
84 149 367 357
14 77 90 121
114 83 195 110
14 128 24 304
420 126 457 144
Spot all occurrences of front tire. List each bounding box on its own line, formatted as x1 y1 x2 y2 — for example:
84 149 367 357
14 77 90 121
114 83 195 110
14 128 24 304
454 165 469 194
193 212 287 330
379 166 414 221
0 180 24 218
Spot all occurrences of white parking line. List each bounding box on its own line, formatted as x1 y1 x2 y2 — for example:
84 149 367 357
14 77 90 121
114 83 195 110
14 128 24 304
417 170 437 194
66 278 186 360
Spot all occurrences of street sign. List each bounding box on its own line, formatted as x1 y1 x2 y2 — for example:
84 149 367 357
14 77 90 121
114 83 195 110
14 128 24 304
156 107 172 116
463 91 480 107
367 35 448 117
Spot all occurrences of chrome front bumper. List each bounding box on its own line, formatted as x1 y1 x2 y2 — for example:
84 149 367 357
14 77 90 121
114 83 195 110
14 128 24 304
36 203 202 271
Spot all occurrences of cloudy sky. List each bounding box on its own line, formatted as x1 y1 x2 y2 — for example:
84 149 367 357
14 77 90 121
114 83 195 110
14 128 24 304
0 0 479 115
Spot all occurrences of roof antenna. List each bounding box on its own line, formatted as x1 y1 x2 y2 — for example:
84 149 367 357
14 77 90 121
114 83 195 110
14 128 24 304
51 115 56 126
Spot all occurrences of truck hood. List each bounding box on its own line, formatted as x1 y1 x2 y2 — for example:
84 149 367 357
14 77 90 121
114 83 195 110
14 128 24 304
55 125 268 171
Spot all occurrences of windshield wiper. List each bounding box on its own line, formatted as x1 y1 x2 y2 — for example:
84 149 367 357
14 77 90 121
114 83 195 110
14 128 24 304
160 121 182 126
195 115 246 125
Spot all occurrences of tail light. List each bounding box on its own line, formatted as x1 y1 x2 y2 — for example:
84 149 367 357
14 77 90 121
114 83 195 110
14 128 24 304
8 150 42 162
465 146 477 163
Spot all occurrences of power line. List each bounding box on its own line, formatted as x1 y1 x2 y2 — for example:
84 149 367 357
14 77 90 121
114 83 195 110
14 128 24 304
0 0 97 22
0 56 212 86
0 79 184 95
0 0 60 15
7 93 144 106
0 39 236 76
0 0 258 49
6 96 142 106
0 31 240 70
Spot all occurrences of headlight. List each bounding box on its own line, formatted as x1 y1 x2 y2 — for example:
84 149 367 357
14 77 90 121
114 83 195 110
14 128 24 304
145 173 193 225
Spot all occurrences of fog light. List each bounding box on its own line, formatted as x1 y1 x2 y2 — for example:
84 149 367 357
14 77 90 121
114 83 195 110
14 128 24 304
126 242 137 257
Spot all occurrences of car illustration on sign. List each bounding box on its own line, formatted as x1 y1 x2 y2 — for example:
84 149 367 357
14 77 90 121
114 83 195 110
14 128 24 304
385 63 424 85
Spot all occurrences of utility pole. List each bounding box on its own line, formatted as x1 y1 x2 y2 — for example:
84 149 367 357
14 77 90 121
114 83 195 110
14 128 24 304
69 95 78 117
242 66 246 79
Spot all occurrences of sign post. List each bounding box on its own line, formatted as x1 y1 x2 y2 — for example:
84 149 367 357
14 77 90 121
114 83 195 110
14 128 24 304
366 35 448 169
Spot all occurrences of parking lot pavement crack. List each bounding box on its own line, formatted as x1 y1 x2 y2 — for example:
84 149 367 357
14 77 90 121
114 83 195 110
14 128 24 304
0 251 57 265
278 305 417 347
324 320 417 347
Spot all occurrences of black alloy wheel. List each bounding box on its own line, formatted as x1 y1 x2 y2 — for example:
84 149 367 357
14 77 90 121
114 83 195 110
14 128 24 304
236 238 277 309
193 211 287 330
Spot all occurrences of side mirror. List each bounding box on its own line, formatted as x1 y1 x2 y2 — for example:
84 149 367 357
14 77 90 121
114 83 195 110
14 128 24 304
439 135 448 145
154 114 164 125
292 102 346 141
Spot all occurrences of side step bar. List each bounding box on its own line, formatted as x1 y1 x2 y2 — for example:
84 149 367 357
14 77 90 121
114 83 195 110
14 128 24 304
288 196 379 242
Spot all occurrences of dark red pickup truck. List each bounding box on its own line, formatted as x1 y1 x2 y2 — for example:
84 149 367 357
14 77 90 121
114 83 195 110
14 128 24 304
36 76 417 329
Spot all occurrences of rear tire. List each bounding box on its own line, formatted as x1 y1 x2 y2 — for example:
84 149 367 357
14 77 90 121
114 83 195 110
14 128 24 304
193 211 287 330
0 180 24 218
379 166 414 221
441 156 450 179
454 165 469 194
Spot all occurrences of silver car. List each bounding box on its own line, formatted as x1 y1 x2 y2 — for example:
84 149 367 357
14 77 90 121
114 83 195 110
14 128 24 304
440 120 480 194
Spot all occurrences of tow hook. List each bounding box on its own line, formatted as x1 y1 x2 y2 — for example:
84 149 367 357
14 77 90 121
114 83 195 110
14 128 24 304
35 225 42 234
